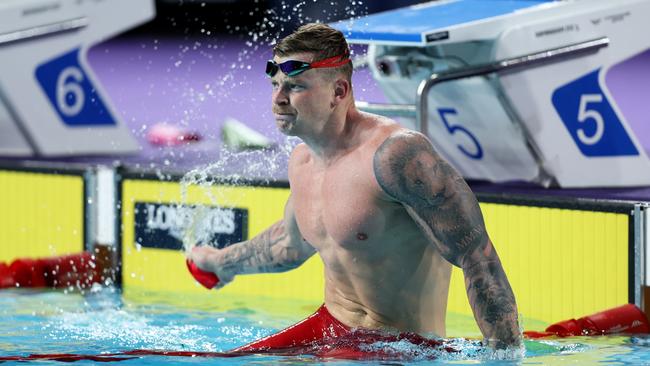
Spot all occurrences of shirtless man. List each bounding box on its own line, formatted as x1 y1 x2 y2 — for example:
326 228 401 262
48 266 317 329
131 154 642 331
189 23 521 350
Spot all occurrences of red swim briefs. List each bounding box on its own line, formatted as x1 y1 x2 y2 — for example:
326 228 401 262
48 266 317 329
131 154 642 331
232 304 455 360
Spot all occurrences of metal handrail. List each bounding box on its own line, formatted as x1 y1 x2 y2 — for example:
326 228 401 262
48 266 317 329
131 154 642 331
415 37 610 135
0 17 88 46
355 101 416 118
356 37 610 132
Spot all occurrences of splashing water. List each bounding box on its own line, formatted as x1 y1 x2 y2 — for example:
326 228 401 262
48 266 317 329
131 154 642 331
144 1 377 256
179 138 298 254
352 336 529 362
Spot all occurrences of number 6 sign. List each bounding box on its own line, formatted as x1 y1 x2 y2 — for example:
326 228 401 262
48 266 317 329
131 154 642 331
35 49 116 127
56 66 85 117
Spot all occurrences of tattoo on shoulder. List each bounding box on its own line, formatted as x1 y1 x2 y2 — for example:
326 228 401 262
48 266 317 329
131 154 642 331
373 131 450 208
373 131 487 266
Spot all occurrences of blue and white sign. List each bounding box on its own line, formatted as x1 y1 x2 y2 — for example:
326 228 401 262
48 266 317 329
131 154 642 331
35 48 116 127
134 202 248 250
552 69 638 157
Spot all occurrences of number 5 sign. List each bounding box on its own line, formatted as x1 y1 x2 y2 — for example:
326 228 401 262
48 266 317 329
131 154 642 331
35 49 116 126
552 69 637 157
437 108 483 160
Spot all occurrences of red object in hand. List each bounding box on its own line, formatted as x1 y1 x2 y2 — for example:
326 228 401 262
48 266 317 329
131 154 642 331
186 259 220 289
541 304 650 337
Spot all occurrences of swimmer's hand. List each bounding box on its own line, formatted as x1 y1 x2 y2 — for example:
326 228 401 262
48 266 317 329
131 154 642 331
186 246 236 289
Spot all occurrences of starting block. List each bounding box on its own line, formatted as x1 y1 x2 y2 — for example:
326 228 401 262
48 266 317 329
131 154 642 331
0 0 154 156
333 0 650 187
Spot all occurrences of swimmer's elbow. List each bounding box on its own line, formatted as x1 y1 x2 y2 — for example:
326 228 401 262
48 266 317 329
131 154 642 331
268 260 303 272
266 255 312 273
268 243 315 273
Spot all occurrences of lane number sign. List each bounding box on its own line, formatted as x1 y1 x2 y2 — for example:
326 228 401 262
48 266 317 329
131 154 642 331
552 69 637 157
437 107 484 160
36 49 116 127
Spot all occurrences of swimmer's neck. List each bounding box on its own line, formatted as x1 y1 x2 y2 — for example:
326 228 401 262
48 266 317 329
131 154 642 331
301 103 364 166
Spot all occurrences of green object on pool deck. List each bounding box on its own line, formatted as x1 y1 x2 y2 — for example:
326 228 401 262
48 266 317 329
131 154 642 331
221 117 274 151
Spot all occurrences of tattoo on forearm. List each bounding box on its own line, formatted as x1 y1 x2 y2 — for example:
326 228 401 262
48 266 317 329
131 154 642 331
222 221 307 274
464 243 521 348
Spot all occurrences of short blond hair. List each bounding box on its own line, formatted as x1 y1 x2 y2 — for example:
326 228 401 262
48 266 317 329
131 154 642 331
274 23 352 82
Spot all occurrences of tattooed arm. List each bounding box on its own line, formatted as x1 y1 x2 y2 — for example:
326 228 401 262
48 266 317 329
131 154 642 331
187 195 316 286
373 130 521 349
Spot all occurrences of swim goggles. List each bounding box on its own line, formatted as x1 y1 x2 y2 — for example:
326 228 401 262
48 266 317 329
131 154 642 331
265 52 351 77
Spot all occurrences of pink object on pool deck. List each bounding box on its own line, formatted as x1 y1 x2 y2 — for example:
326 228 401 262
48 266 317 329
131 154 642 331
186 259 220 289
146 123 201 146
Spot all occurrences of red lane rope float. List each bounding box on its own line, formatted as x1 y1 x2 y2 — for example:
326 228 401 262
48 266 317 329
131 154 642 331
524 304 650 338
0 252 103 289
0 262 15 288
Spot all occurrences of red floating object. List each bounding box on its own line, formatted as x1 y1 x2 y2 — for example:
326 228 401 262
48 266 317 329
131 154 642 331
10 259 47 288
0 262 15 288
525 304 650 338
40 252 100 288
6 253 102 289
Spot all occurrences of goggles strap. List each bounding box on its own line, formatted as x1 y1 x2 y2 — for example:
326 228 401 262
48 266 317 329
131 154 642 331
310 52 351 69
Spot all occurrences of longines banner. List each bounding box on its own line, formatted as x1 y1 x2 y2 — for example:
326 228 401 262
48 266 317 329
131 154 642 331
134 202 248 250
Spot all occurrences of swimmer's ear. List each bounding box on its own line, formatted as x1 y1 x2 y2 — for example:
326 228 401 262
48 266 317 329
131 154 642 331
332 78 350 106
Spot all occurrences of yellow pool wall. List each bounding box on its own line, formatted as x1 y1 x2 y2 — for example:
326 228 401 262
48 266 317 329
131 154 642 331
0 169 85 262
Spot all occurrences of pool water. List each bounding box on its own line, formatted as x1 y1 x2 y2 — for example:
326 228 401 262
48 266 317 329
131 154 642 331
1 287 649 365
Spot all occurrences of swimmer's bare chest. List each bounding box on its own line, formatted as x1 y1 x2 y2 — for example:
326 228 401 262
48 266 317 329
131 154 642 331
288 142 451 335
290 146 410 258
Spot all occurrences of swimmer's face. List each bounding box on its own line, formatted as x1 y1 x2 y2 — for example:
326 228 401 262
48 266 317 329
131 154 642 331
270 53 336 136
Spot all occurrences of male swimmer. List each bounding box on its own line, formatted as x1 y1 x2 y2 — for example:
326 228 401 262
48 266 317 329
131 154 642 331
188 23 522 352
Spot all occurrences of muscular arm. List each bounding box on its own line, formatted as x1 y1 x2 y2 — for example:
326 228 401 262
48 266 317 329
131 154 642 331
373 130 521 349
189 195 316 280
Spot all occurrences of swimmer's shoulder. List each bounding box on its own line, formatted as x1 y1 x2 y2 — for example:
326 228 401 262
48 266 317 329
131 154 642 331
290 143 311 164
371 127 441 196
373 127 436 163
363 112 428 152
288 143 312 179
